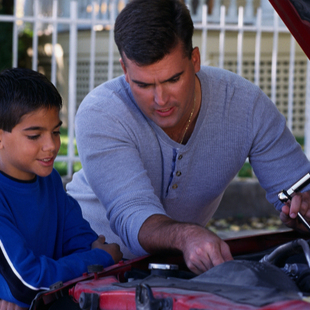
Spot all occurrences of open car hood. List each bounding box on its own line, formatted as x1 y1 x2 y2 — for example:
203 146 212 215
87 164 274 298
270 0 310 59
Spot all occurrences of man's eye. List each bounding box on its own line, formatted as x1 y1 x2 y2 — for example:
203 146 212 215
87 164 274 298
170 77 180 83
137 83 149 89
53 131 61 136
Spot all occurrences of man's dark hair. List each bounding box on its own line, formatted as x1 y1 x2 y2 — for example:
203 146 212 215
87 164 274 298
0 68 62 132
114 0 194 66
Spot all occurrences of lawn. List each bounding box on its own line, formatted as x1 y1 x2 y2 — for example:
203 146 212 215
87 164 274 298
54 128 82 176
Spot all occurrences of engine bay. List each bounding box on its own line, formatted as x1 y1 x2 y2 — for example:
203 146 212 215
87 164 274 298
30 231 310 310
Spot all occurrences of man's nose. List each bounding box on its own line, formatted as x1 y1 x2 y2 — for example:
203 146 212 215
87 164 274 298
154 85 167 106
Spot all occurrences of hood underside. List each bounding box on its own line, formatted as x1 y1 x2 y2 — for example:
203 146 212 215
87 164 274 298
269 0 310 60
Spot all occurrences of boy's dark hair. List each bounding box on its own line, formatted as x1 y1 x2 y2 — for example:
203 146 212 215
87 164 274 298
0 67 62 132
114 0 194 66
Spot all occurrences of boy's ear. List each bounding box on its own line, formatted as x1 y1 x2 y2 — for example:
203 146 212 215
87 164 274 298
0 130 3 149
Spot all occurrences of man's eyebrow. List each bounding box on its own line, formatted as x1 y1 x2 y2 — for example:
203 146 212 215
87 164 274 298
132 71 184 86
131 79 152 86
23 121 63 131
162 71 184 83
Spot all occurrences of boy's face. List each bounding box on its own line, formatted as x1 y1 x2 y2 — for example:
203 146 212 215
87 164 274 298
0 107 61 181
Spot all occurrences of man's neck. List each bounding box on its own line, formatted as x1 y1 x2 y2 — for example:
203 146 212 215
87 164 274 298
164 76 201 144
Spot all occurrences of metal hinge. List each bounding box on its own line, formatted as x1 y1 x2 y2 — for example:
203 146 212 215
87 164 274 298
136 283 173 310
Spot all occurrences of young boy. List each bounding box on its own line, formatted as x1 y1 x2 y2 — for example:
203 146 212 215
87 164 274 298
0 68 123 309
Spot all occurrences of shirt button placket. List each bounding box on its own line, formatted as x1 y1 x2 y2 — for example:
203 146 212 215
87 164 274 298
173 154 183 189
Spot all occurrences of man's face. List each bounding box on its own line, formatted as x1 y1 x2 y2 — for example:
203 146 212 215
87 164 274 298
0 107 62 181
120 43 201 137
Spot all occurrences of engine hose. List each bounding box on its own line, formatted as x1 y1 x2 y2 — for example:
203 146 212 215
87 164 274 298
260 239 310 267
297 239 310 267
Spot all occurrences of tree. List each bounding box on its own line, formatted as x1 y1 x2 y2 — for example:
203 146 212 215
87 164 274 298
0 0 33 70
0 0 13 70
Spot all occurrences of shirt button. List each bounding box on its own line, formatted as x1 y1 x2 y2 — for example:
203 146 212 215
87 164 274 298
176 171 182 177
172 184 178 189
178 155 183 160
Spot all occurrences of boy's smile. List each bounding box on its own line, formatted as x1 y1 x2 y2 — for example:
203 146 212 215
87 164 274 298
0 107 61 181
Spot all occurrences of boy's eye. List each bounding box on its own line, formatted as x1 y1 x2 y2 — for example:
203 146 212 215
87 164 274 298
27 135 40 140
53 130 61 136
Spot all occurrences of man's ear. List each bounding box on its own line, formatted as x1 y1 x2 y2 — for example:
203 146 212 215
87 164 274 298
119 58 126 73
119 58 129 83
191 47 201 73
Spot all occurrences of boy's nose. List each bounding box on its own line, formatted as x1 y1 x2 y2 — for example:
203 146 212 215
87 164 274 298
42 135 58 152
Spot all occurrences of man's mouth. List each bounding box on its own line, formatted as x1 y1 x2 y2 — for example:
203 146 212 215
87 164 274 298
156 107 174 116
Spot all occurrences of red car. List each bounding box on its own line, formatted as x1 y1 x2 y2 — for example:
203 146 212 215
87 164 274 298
30 1 310 309
29 230 310 310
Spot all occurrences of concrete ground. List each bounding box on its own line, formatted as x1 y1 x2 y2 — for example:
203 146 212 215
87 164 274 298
209 178 290 239
216 227 291 239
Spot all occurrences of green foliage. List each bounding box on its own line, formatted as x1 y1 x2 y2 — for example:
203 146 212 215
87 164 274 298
0 0 32 70
238 162 253 178
54 161 82 176
18 29 33 68
54 128 81 176
295 136 304 149
0 0 13 71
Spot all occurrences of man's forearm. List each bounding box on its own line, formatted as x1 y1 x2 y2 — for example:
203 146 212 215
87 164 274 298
138 214 203 254
138 214 181 253
138 214 233 274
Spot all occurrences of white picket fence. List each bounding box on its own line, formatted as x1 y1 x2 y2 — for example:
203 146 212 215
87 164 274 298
1 0 310 177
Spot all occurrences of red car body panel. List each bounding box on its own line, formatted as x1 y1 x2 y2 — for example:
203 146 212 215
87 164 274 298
30 230 310 309
69 277 308 310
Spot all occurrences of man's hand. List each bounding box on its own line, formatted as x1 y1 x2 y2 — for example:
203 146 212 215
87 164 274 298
280 191 310 233
138 215 233 274
181 225 233 274
0 300 27 310
92 235 123 263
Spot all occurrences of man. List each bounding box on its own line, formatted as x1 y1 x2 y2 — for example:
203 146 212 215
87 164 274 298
67 0 310 274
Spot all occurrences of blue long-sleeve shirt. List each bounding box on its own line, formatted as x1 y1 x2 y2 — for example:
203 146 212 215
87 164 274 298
0 169 114 307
